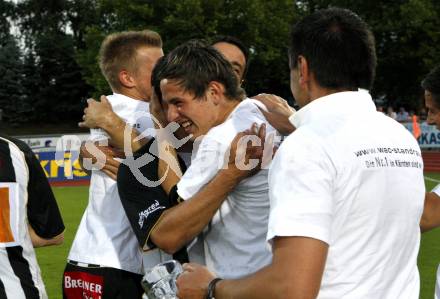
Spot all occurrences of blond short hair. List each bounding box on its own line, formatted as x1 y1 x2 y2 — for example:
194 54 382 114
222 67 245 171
99 30 162 91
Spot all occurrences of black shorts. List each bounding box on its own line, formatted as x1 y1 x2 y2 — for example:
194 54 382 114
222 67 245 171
62 261 143 299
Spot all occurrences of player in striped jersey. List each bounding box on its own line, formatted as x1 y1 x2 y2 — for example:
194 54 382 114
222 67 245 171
0 134 64 299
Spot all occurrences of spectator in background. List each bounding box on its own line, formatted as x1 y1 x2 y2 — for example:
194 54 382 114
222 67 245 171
387 106 397 120
397 106 410 122
0 134 64 299
419 64 440 299
419 107 427 121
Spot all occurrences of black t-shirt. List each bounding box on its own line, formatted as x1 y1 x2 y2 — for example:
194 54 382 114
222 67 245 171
117 138 188 263
0 134 65 239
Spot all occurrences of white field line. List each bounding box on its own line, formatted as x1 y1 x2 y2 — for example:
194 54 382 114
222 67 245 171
425 176 440 184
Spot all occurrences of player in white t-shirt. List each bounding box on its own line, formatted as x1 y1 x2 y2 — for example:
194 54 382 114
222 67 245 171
176 8 425 299
80 40 279 279
419 65 440 299
141 40 280 279
63 30 163 299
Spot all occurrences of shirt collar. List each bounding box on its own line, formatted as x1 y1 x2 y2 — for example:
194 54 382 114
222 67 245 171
290 90 375 128
112 92 148 104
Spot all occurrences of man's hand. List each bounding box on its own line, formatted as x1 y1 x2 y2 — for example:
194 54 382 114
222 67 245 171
252 93 296 135
176 263 216 299
225 123 267 181
78 96 116 130
80 141 124 180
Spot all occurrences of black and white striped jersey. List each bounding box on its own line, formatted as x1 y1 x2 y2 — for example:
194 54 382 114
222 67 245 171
0 135 64 299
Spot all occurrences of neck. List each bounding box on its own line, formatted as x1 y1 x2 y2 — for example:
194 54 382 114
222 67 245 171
116 87 149 102
309 85 355 103
216 99 241 125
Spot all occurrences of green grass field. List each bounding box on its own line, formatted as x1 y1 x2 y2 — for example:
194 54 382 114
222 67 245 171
36 176 440 299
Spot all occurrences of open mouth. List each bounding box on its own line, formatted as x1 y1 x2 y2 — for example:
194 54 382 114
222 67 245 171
181 120 193 132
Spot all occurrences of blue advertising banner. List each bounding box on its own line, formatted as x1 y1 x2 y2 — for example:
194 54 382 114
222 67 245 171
35 151 90 182
17 134 91 183
403 122 440 148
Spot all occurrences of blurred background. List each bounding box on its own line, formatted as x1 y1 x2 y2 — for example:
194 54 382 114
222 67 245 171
1 0 440 133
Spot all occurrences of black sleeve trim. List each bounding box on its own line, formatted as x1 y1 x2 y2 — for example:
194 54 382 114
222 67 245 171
25 144 65 238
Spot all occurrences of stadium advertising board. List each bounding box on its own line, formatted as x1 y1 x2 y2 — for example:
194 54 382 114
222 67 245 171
403 122 440 148
19 134 91 183
35 151 89 182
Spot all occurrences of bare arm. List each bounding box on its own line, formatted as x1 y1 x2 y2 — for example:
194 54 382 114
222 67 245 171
176 236 329 299
420 192 440 232
252 93 296 135
79 141 124 180
78 96 147 152
151 124 266 254
28 225 64 248
151 168 242 254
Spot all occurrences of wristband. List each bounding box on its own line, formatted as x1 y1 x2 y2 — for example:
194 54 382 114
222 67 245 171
206 277 223 299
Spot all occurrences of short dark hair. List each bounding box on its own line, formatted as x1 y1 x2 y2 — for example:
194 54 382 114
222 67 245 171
422 65 440 107
151 56 166 102
211 35 250 78
289 7 376 90
155 40 245 101
99 30 162 92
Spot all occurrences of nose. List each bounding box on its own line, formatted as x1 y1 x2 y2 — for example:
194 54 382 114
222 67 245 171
167 105 180 122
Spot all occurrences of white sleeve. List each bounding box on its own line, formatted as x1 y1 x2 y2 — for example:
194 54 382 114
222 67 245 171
177 137 226 200
288 113 296 126
267 130 335 244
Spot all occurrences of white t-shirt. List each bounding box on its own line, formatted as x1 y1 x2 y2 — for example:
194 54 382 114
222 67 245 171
268 91 424 298
68 93 155 274
177 98 281 279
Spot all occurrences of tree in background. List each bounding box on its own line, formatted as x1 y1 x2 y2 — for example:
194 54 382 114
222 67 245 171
0 0 28 124
1 0 440 126
13 0 91 123
294 0 440 111
77 0 440 111
77 0 297 100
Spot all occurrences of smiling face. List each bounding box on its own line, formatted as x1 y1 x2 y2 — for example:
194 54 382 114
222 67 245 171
213 42 246 83
425 90 440 130
160 79 220 140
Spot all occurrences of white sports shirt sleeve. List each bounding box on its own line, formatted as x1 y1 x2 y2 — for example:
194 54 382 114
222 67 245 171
267 129 335 244
176 137 226 200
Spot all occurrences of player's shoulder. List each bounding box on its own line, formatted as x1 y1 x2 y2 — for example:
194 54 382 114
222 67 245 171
206 98 267 141
0 134 33 157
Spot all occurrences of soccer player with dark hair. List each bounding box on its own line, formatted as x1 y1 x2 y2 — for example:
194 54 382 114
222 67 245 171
80 39 280 279
419 65 440 298
211 35 250 84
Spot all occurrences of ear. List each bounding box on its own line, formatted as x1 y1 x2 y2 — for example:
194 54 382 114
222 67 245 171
118 70 136 88
207 81 225 105
297 55 309 87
